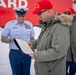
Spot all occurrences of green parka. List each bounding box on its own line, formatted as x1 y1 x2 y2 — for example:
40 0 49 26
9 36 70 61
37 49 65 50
31 14 72 75
66 16 76 62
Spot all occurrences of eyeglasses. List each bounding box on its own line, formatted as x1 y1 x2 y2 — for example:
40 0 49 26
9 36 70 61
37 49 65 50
38 10 47 16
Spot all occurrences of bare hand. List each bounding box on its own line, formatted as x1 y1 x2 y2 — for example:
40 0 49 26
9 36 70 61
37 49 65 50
16 36 21 39
6 38 14 43
29 53 34 59
28 42 32 48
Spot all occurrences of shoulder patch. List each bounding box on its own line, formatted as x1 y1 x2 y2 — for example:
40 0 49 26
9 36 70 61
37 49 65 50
25 24 31 29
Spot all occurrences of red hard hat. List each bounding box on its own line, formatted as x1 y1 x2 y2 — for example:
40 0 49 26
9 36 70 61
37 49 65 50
74 11 76 15
66 8 75 13
32 0 53 14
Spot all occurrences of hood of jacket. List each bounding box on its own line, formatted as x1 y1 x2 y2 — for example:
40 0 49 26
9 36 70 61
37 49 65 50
39 14 74 26
53 14 74 26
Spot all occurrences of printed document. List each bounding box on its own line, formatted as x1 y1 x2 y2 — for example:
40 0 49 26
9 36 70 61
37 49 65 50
14 39 33 54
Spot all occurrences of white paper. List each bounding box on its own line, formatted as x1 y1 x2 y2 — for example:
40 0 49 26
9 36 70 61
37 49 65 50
15 39 33 54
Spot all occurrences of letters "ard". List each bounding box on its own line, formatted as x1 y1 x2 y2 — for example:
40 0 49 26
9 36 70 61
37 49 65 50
0 0 28 8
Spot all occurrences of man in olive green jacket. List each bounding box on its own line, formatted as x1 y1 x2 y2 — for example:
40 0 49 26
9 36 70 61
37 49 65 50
28 0 71 75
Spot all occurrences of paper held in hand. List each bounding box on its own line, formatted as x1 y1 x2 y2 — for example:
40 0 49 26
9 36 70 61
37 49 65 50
14 39 33 54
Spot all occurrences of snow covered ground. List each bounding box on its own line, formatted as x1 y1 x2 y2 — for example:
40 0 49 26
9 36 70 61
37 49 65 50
0 27 41 75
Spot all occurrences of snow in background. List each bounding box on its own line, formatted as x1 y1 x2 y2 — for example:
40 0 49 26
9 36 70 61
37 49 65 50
73 3 76 11
0 27 41 75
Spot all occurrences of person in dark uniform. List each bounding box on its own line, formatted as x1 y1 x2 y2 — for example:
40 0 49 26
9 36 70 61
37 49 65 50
64 8 76 75
1 7 35 75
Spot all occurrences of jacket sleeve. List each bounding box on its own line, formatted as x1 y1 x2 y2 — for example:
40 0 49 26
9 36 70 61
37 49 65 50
34 24 70 62
31 39 38 49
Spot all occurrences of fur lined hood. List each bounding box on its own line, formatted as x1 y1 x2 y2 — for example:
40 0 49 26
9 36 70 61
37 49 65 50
39 14 74 26
52 14 74 26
